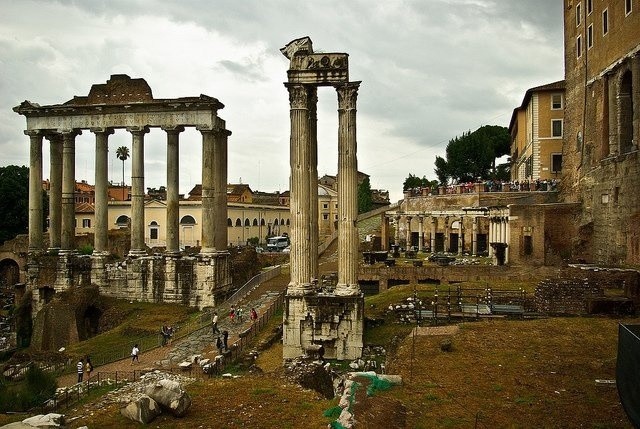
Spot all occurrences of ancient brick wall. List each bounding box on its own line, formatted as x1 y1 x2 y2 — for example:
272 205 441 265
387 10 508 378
535 278 603 315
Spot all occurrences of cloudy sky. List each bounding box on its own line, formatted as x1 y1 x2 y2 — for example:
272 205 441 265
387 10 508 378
0 0 564 202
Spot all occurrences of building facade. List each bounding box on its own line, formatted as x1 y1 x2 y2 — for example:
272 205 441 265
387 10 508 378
562 0 640 265
510 81 565 181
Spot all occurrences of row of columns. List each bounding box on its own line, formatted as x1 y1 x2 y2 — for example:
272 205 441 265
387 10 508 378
488 215 509 262
26 126 230 257
390 214 484 256
286 82 360 296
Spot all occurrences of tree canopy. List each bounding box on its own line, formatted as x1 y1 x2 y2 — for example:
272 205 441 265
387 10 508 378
0 165 42 245
357 177 373 214
434 125 510 184
403 174 438 191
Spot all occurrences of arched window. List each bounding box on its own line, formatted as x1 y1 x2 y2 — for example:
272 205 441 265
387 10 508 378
253 218 258 226
286 219 290 226
180 215 196 225
244 218 250 227
235 218 242 227
261 218 266 226
274 219 279 226
227 218 233 226
115 215 129 228
149 221 159 240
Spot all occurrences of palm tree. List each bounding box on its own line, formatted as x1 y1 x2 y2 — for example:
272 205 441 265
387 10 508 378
115 146 130 200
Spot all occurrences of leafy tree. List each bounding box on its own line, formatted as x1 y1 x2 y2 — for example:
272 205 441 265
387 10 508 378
0 165 47 245
403 174 427 191
116 146 130 200
357 177 373 214
434 125 510 184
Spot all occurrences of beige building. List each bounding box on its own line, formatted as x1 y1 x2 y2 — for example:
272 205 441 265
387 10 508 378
71 183 340 249
509 80 565 181
562 0 640 266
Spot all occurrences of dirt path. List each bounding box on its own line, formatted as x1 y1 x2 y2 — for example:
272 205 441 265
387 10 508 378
57 242 339 388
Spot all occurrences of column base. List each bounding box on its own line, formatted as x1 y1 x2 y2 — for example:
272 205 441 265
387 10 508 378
286 282 313 296
47 247 61 255
334 284 360 296
164 250 182 258
91 250 110 257
127 249 147 258
59 249 76 256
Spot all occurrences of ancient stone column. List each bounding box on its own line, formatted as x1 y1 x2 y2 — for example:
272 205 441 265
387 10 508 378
444 217 450 252
128 126 149 256
405 216 412 249
458 216 463 256
394 215 401 246
505 215 510 264
381 215 390 250
46 133 63 252
27 130 44 252
488 217 494 258
286 84 312 295
164 126 184 255
92 128 113 255
430 216 437 252
472 216 478 256
61 129 81 253
213 129 229 253
417 215 424 252
200 128 229 255
336 82 361 296
308 87 319 282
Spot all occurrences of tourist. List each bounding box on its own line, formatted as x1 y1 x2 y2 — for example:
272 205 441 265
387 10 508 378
236 307 243 323
212 311 220 334
250 307 258 323
77 358 84 383
85 356 93 380
131 344 140 365
229 305 236 324
161 324 170 346
167 325 174 344
216 336 223 354
222 330 229 351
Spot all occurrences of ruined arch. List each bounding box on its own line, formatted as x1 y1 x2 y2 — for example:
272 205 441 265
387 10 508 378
0 258 20 287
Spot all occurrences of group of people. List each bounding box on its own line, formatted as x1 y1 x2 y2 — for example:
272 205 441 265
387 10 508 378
228 306 259 324
76 356 93 383
211 306 259 354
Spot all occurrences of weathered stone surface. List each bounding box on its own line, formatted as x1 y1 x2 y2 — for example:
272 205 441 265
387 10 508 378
2 413 66 428
120 395 161 424
144 379 191 417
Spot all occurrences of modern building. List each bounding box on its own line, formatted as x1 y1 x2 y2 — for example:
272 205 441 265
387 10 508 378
562 0 640 265
509 81 565 181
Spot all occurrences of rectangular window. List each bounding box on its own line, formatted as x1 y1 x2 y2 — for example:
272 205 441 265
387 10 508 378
576 2 582 26
603 9 609 35
82 218 91 228
586 0 592 15
322 213 329 220
626 0 632 16
323 203 328 209
150 228 158 240
552 119 563 137
551 153 563 173
587 24 593 49
576 35 582 58
551 93 563 109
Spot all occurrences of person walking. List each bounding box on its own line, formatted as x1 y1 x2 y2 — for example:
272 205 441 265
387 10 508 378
131 344 140 365
236 307 243 323
215 336 224 355
85 356 93 381
250 307 258 323
161 324 170 346
77 358 84 383
229 306 236 324
212 311 220 334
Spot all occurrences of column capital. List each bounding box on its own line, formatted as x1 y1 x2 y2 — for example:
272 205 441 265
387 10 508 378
126 126 150 134
161 125 185 134
337 81 361 110
45 133 63 143
285 83 309 109
90 127 115 135
59 129 82 138
24 129 45 138
196 126 231 136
